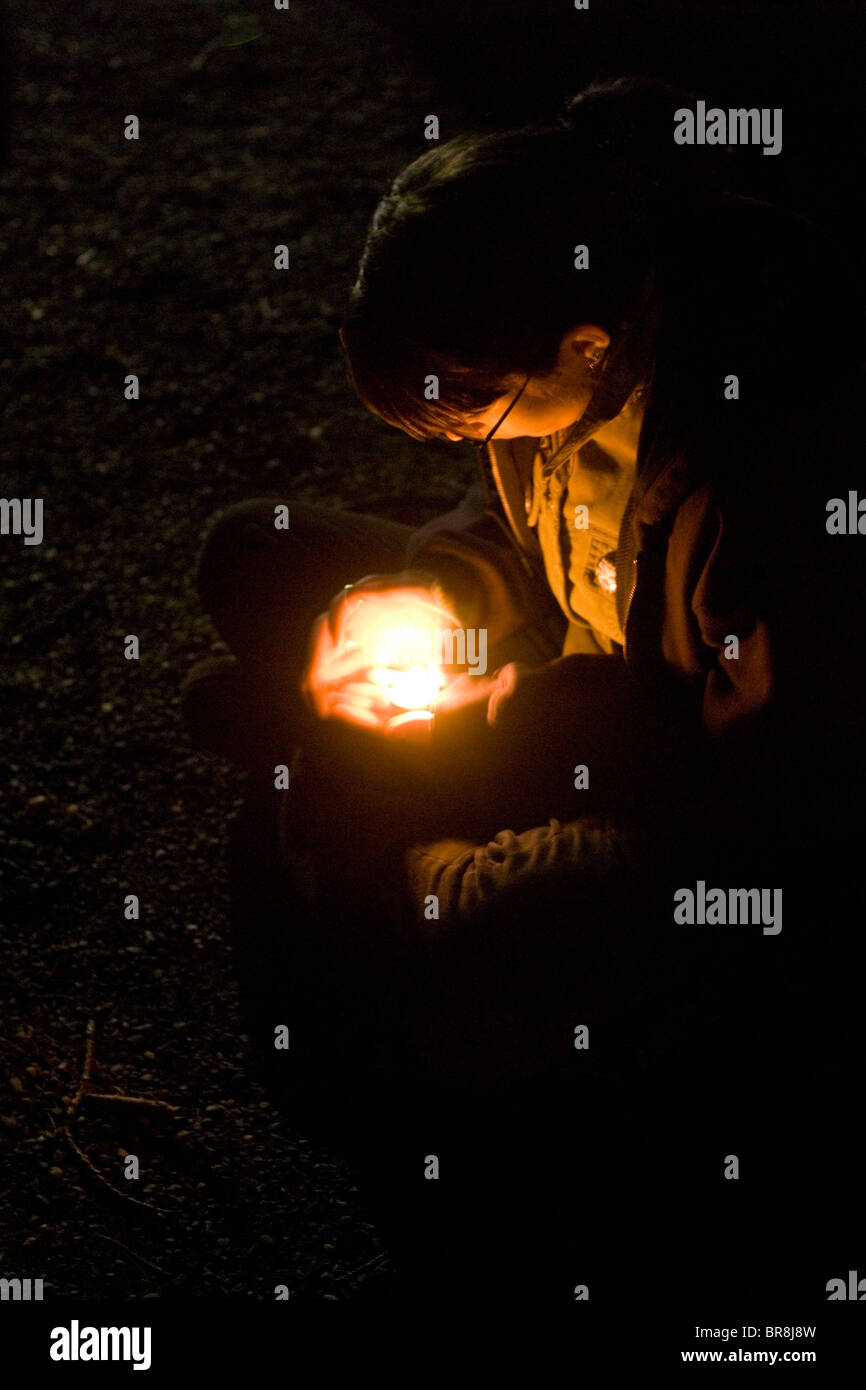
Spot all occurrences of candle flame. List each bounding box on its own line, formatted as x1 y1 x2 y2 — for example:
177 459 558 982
370 662 445 710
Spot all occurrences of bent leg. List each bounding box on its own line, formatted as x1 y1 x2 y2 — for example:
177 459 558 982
198 499 412 713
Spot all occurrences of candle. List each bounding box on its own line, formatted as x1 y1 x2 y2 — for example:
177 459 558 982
327 584 464 737
369 662 446 711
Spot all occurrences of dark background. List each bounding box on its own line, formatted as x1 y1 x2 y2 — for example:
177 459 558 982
1 0 863 1303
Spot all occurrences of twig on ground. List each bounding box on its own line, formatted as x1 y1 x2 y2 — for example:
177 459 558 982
62 1017 173 1215
81 1092 178 1114
67 1017 95 1121
92 1231 167 1275
63 1128 170 1216
335 1251 391 1282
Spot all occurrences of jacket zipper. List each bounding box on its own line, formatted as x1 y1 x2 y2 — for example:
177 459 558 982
620 554 638 660
612 480 639 654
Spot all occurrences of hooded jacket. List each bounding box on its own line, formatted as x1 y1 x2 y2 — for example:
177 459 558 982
262 193 864 1107
400 193 865 927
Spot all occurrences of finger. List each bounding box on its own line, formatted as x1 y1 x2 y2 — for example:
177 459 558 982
302 622 338 718
329 700 388 732
433 672 498 714
486 662 523 726
338 680 395 714
314 643 378 687
384 709 435 742
328 679 383 714
331 577 459 634
338 680 381 702
301 613 333 692
343 571 439 597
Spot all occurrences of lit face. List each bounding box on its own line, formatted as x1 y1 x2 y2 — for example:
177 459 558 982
441 324 611 442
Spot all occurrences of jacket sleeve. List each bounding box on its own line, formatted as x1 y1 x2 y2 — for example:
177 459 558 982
403 816 631 926
404 485 566 664
389 647 710 990
659 480 775 738
658 353 866 770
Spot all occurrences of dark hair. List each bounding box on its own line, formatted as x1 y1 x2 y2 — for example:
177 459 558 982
340 77 731 440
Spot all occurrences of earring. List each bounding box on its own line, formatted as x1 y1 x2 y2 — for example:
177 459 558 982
588 349 604 370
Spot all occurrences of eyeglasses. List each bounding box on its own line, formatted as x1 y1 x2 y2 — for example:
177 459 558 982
469 370 533 511
482 372 532 444
467 369 532 459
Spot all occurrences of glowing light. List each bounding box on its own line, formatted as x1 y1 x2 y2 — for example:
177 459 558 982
336 590 461 734
385 709 435 732
369 662 446 710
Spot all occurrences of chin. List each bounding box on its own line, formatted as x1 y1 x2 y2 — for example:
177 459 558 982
532 412 582 437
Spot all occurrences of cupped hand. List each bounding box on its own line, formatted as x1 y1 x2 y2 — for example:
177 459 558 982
300 571 461 737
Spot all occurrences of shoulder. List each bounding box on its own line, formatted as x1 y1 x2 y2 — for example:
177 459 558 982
648 195 859 429
659 195 856 347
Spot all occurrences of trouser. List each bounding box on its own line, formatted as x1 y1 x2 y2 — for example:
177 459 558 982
194 498 829 1304
197 498 416 746
195 494 571 760
197 498 601 1298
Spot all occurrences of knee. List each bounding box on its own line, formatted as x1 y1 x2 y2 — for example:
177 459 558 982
196 497 288 614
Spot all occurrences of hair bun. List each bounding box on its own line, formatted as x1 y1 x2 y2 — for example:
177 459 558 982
561 76 730 206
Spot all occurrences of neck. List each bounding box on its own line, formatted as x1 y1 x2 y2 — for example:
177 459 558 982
591 387 646 463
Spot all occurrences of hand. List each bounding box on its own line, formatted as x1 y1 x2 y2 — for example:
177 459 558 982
300 571 460 738
484 661 535 727
429 661 533 729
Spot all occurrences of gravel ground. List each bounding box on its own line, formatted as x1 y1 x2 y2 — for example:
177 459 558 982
0 0 473 1302
3 0 864 1308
